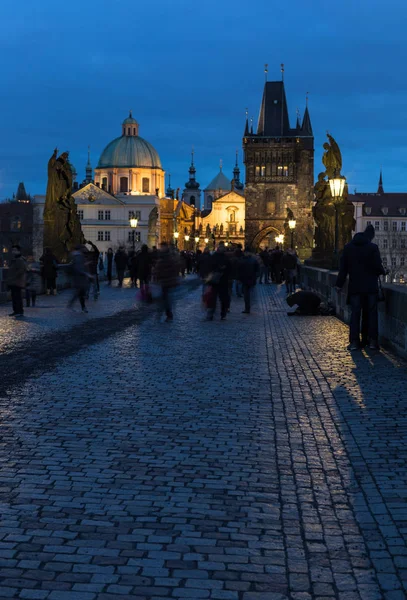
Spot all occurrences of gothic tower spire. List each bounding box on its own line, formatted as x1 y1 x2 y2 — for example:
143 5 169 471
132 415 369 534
378 168 384 194
85 146 93 183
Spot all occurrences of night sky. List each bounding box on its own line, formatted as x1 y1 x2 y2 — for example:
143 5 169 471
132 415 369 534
1 0 406 200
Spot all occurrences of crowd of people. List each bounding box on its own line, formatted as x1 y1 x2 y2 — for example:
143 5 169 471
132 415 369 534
5 226 386 353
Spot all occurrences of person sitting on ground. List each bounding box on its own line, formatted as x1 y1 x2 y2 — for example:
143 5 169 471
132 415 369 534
286 290 321 315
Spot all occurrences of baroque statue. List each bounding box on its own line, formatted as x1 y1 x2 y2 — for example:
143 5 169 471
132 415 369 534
311 134 354 263
43 149 84 262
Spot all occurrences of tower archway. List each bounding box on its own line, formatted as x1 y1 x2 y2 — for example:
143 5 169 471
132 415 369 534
249 225 283 250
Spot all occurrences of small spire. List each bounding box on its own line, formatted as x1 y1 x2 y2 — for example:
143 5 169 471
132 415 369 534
378 167 384 194
85 146 93 183
129 109 132 118
281 63 284 82
235 149 239 167
191 146 194 166
87 145 91 166
250 116 253 134
220 159 223 172
296 108 301 129
306 92 309 107
244 107 249 136
264 63 268 82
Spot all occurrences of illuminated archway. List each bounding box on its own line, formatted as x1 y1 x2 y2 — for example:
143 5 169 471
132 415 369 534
250 225 283 250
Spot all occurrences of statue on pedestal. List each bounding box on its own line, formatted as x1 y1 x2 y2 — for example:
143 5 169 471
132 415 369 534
43 149 84 262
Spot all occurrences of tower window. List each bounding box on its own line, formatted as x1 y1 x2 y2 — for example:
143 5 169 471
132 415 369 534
133 128 136 135
102 177 108 190
120 177 128 193
277 165 289 177
142 178 150 193
127 127 130 135
190 195 196 206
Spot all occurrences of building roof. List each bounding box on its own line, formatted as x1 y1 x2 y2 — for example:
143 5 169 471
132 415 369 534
349 192 407 217
97 135 162 169
257 81 291 137
73 183 124 206
204 169 231 192
16 182 29 201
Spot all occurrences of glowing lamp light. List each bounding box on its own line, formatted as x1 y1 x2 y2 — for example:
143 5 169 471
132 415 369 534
288 219 296 230
275 234 284 245
204 237 209 244
329 175 346 200
185 235 190 241
174 231 179 239
195 236 199 243
130 217 138 228
225 242 229 247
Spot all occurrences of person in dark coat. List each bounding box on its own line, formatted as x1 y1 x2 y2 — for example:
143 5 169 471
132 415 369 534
85 241 100 299
106 248 113 285
7 245 26 317
286 291 321 315
25 256 42 307
258 249 269 284
67 245 91 313
232 245 244 297
206 243 231 321
114 247 128 287
336 224 385 350
137 245 152 289
40 247 58 295
237 247 259 314
154 242 180 322
282 249 298 294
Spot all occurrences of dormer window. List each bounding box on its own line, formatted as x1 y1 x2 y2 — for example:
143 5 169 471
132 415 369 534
365 206 371 215
382 206 388 215
399 207 406 216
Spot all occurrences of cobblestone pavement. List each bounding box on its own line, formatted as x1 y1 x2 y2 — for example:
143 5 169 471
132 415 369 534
0 284 405 599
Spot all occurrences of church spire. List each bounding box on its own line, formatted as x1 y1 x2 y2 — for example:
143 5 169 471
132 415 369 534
233 150 244 191
166 173 174 198
85 146 93 183
185 148 200 191
301 94 312 136
244 108 249 136
378 168 384 194
296 108 301 130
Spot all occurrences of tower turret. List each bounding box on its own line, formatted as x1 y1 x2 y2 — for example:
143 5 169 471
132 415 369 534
85 146 93 183
183 148 201 208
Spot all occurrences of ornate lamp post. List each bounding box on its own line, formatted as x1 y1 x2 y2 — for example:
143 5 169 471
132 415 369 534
288 219 296 248
329 172 346 263
174 231 179 249
129 216 138 252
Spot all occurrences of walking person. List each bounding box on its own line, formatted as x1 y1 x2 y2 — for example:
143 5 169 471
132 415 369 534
336 224 385 350
237 247 259 314
206 242 231 321
40 247 58 295
282 248 298 295
106 248 113 286
67 245 91 313
7 245 26 317
25 256 42 307
86 241 100 299
137 244 152 292
258 249 269 284
114 246 128 287
154 242 179 322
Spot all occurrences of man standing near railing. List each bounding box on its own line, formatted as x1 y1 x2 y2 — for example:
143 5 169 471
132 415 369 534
336 224 385 351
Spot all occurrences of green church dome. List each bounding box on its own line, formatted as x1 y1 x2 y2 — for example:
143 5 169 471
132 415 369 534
97 135 162 169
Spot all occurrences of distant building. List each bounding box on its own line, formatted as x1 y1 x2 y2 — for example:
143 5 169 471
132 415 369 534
203 163 235 211
243 78 314 256
33 113 163 259
0 183 33 266
350 172 407 283
200 190 245 248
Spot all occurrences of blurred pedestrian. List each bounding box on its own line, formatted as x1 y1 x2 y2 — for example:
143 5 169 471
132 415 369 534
67 245 91 313
25 256 42 307
205 242 231 321
137 244 152 291
106 248 113 285
40 247 58 295
115 246 128 287
282 248 297 294
7 245 26 317
154 242 180 322
237 247 259 314
86 241 100 299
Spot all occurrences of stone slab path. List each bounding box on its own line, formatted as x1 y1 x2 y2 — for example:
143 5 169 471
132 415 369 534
0 284 405 599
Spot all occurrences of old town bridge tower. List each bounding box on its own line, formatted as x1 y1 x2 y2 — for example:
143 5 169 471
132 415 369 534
243 80 314 256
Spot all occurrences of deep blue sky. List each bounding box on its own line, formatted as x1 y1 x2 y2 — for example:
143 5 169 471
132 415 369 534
1 0 406 199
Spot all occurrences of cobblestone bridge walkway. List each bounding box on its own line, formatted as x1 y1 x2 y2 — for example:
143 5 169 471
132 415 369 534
0 284 406 599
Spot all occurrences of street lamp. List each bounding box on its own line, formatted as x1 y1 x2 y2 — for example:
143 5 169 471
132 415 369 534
329 172 346 261
275 234 284 247
204 237 209 245
174 231 179 248
184 234 190 251
129 216 138 251
288 219 296 248
194 236 199 251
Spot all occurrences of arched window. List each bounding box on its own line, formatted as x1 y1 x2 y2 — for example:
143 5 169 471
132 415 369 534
190 195 196 206
120 177 128 193
102 177 108 190
127 127 130 135
133 128 136 135
142 178 150 193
